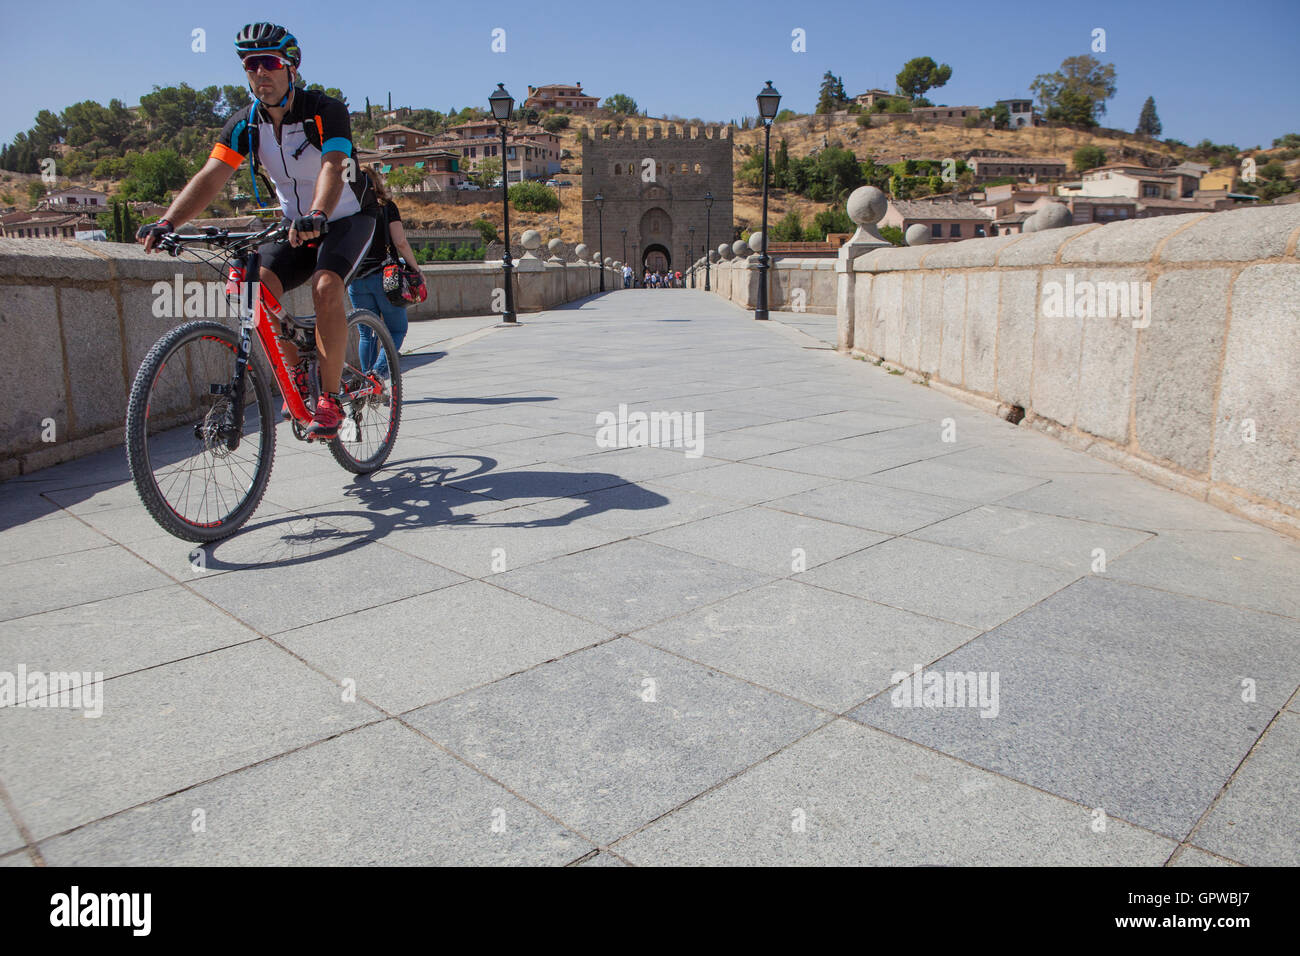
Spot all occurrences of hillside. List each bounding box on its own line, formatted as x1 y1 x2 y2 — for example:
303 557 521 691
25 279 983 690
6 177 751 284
392 109 1291 246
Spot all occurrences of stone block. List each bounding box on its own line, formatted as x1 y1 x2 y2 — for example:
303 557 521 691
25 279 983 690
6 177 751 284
850 273 872 354
920 233 1023 269
874 272 903 363
1061 213 1204 264
1211 263 1300 510
995 223 1099 267
855 244 930 272
919 271 944 375
1160 203 1300 264
963 272 998 394
58 286 127 436
0 285 67 459
939 272 966 383
1075 267 1144 443
994 270 1039 408
1135 269 1231 473
900 272 925 369
1030 269 1083 427
0 239 110 281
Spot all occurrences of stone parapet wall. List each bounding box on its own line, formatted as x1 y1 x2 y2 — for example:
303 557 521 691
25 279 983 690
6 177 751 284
703 256 838 314
836 205 1300 536
0 239 616 476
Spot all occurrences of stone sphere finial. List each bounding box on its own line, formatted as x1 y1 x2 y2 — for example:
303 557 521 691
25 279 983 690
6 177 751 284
603 256 612 266
904 223 931 246
732 239 750 257
719 243 734 260
1034 202 1072 230
1022 216 1039 234
747 231 765 253
845 186 890 248
709 250 719 263
574 242 589 261
547 238 564 255
847 185 888 226
520 229 541 251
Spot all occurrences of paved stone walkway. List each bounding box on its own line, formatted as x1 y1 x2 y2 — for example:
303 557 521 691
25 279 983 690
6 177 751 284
2 289 1298 866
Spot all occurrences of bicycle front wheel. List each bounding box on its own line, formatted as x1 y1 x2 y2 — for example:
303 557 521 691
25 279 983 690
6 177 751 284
125 320 276 542
329 308 402 474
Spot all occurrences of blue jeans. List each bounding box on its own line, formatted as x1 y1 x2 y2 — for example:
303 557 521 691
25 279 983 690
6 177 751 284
347 272 408 378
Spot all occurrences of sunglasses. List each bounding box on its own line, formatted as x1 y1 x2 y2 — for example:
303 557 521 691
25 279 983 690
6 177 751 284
242 54 290 73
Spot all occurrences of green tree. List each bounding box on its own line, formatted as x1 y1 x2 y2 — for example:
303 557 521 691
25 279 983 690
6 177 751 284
112 202 123 242
541 114 570 133
775 108 800 123
1073 144 1108 172
895 57 952 99
27 180 46 203
385 166 424 190
603 93 638 115
474 157 502 187
1031 55 1117 126
118 149 189 203
773 137 790 189
1136 96 1162 137
816 71 847 113
879 225 905 246
1273 133 1300 148
137 83 222 138
980 104 1010 129
473 216 499 246
808 207 854 240
770 209 804 242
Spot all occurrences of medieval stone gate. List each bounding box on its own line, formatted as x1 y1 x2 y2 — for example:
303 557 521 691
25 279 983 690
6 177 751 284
580 123 733 278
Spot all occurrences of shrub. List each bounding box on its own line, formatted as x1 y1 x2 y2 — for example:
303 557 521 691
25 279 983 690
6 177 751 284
963 115 981 128
508 180 559 212
879 225 904 246
472 216 499 246
1073 144 1107 173
541 114 570 133
856 113 872 128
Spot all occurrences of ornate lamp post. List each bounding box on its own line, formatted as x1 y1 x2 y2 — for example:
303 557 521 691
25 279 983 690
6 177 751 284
688 226 695 288
489 83 516 324
755 80 781 320
594 192 605 292
703 191 713 291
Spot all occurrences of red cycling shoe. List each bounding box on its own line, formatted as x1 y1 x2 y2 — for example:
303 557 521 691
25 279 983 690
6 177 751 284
305 393 344 441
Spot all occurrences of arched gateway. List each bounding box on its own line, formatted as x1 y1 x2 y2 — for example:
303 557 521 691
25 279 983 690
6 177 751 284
581 123 733 278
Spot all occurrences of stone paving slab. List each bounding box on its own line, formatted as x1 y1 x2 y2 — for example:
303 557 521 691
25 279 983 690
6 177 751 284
405 638 825 846
803 536 1080 629
633 579 978 712
0 803 22 854
276 580 613 714
3 288 1298 865
613 719 1175 866
41 720 589 865
0 641 381 840
0 584 258 679
491 538 772 633
1192 711 1300 866
849 577 1300 839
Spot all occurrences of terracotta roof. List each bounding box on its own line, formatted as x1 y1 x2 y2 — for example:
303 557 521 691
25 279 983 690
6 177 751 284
889 199 991 221
375 124 436 137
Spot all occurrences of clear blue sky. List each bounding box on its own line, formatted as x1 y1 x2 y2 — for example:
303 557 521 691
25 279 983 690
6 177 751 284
2 0 1296 148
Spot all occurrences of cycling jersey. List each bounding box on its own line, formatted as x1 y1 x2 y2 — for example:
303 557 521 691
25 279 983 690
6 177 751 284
211 88 374 221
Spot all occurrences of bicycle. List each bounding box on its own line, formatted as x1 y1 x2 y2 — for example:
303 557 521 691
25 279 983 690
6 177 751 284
124 219 403 542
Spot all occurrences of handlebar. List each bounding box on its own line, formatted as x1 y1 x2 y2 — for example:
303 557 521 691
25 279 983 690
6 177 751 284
157 218 329 257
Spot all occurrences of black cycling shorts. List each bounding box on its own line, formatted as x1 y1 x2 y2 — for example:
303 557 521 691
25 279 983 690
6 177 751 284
258 211 378 291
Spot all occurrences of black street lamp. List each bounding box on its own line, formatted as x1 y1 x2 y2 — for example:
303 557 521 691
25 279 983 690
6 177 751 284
688 226 695 288
755 80 781 320
594 192 605 292
703 191 713 291
489 83 516 324
621 227 627 286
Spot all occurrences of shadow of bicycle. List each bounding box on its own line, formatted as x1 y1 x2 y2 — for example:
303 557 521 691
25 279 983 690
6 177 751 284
191 451 668 571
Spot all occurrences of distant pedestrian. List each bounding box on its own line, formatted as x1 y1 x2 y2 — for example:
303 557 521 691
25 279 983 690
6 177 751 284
623 263 632 288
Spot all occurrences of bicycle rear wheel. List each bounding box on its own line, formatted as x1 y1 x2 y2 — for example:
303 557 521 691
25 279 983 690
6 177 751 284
125 320 276 542
329 308 402 474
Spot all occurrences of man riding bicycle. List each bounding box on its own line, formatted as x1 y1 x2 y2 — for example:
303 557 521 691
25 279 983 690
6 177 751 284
138 22 379 440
